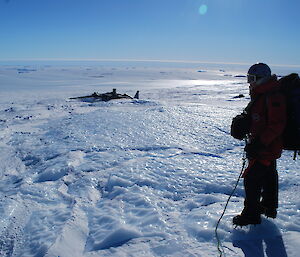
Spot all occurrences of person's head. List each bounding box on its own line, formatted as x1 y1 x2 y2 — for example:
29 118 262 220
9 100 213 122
247 63 272 88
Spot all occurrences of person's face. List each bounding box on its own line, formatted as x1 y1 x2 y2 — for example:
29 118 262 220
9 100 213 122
247 74 257 94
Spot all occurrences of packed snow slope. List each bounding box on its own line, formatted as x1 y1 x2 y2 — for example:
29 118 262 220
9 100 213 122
0 63 300 257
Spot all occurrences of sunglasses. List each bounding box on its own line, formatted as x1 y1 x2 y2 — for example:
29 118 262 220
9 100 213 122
247 74 257 84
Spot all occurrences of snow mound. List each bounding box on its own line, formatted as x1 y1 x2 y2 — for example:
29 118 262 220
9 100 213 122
89 226 142 251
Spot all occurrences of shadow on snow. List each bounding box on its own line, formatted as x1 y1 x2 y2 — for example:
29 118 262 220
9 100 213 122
232 218 287 257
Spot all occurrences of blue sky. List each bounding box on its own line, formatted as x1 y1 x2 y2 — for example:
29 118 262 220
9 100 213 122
1 0 300 66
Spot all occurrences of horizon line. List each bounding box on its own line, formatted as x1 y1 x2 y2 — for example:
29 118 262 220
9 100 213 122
1 58 300 68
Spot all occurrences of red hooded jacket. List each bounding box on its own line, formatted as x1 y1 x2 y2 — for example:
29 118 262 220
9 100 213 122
247 76 286 161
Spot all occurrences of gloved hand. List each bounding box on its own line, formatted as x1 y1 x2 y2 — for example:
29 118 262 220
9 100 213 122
244 139 263 159
230 113 250 140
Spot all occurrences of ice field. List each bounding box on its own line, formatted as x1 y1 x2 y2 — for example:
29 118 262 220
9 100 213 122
0 61 300 256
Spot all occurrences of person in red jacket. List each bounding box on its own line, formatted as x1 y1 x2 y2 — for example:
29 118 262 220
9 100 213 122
232 63 286 226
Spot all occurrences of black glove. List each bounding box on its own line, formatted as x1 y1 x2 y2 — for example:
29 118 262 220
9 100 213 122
244 139 263 159
230 113 250 140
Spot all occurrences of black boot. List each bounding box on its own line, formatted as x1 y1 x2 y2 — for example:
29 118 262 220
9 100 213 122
260 205 277 219
233 214 261 226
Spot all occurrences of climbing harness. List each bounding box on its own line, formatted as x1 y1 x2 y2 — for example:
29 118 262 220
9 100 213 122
214 151 247 257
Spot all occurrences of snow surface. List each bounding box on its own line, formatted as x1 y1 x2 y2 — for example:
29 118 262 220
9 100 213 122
0 62 300 257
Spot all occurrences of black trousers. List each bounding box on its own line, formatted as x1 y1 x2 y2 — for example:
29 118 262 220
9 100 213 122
243 160 278 216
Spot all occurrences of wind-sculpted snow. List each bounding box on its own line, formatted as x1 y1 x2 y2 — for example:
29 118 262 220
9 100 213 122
0 65 300 256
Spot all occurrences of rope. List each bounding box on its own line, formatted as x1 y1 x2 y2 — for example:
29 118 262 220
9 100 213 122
215 152 247 257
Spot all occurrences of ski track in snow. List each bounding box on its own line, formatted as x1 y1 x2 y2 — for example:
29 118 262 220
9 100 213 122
0 65 300 256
